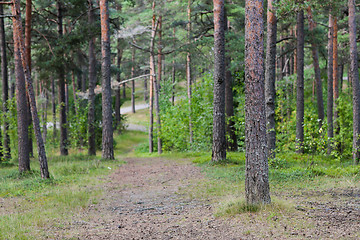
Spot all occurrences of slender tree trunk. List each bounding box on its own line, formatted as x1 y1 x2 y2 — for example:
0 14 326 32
100 0 114 160
57 1 68 156
88 0 97 156
131 46 136 113
333 17 339 145
25 0 33 158
157 15 162 89
122 83 126 99
187 0 193 144
149 0 158 153
115 38 123 129
12 0 49 178
52 77 56 140
307 6 324 128
349 0 360 164
0 4 10 160
295 8 305 153
42 90 48 145
327 13 334 154
212 0 227 162
225 14 237 151
81 69 87 92
172 27 176 106
339 63 344 93
245 0 271 205
265 0 277 158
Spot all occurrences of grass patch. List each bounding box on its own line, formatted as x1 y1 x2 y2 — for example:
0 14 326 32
215 197 293 217
0 130 147 239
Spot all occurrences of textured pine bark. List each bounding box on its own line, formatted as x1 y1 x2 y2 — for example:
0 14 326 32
245 0 271 204
0 4 11 160
327 13 334 154
265 0 277 158
307 6 324 129
100 0 114 160
348 0 360 164
13 7 30 173
212 0 226 162
12 0 49 178
295 9 304 153
57 1 68 156
171 27 176 106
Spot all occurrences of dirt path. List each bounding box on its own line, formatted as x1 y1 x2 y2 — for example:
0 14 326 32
58 157 359 240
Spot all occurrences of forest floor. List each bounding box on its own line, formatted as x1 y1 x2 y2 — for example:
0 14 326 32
52 155 360 240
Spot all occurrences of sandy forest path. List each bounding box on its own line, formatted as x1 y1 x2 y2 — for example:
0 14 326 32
63 157 249 239
58 155 360 240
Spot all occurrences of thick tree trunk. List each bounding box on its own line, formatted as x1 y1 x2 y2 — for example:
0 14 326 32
115 38 123 129
265 0 277 158
187 0 193 144
295 9 305 153
348 0 360 164
12 0 49 178
100 0 114 160
245 0 271 205
307 6 324 128
225 16 237 151
0 5 10 160
212 0 226 162
88 0 97 156
327 13 334 154
131 46 136 113
57 1 68 156
13 17 30 173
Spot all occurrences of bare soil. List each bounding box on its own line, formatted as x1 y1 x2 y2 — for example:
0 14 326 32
54 157 359 240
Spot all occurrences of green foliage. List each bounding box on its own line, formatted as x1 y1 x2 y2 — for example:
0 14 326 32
159 74 214 152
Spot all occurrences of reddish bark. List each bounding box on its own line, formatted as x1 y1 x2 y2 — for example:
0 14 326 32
12 0 49 178
100 0 114 159
245 0 270 204
212 0 226 162
348 0 360 164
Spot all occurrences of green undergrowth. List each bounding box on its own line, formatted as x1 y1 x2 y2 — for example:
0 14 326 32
0 130 147 240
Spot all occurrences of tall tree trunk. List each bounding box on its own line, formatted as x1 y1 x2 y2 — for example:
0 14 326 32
339 63 344 93
212 0 226 162
349 0 360 164
57 1 68 156
52 77 56 140
131 46 136 113
265 0 277 158
12 0 49 178
333 17 339 144
88 0 97 156
122 82 126 99
0 4 10 160
295 8 305 153
13 3 30 173
225 14 237 151
81 68 87 92
25 0 33 158
245 0 271 204
327 13 334 154
149 0 157 153
115 38 123 129
100 0 114 160
42 90 48 145
187 0 193 144
307 6 324 128
157 16 162 89
172 27 176 106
